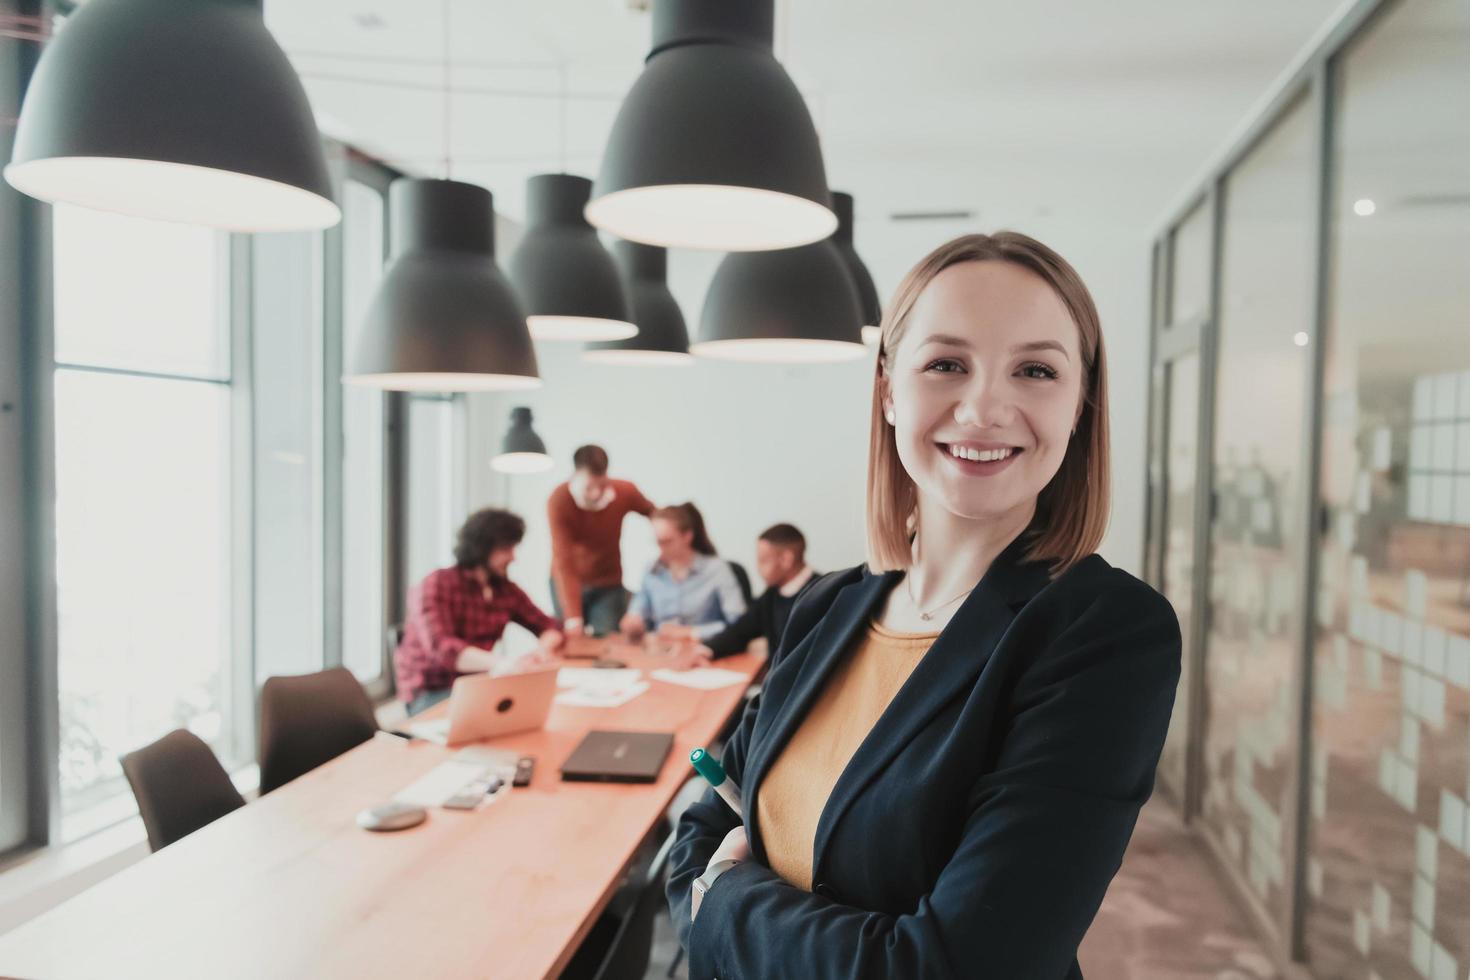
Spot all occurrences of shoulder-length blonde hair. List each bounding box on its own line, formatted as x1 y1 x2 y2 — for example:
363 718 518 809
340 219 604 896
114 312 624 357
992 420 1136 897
866 231 1111 576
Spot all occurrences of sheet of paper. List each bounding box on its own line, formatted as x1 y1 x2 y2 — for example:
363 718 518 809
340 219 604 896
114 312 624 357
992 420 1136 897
554 680 650 709
406 718 451 745
650 667 750 690
557 667 643 689
393 760 491 807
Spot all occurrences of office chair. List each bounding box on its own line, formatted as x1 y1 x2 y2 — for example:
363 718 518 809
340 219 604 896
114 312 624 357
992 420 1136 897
561 830 677 980
727 560 754 607
258 666 377 794
120 729 246 852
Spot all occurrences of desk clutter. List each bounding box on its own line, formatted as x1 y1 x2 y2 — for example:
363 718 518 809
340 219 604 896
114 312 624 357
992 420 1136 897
369 747 523 823
556 666 651 708
0 646 765 979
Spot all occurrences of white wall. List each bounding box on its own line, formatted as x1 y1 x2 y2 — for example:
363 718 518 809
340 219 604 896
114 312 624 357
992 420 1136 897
466 220 1152 654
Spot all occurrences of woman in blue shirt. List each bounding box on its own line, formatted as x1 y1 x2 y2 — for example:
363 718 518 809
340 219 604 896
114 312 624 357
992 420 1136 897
620 502 748 642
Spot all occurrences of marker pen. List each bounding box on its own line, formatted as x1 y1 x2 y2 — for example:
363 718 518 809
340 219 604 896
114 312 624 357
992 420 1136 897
690 747 743 818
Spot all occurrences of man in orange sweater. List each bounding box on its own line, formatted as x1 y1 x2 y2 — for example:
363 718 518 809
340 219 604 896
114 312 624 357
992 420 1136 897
547 444 657 636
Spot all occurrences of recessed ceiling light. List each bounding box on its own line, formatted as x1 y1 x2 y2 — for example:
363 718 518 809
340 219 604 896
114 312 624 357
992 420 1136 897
1293 332 1310 347
1353 198 1376 217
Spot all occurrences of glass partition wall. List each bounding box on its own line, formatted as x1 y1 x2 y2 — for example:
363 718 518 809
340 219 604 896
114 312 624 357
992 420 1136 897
1144 0 1470 973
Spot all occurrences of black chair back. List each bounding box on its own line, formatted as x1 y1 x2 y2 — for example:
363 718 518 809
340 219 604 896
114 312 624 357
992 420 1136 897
727 560 754 607
120 729 246 852
258 666 377 794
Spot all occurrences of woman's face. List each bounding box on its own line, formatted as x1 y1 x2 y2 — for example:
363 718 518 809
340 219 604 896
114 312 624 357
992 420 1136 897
883 260 1084 528
652 518 693 565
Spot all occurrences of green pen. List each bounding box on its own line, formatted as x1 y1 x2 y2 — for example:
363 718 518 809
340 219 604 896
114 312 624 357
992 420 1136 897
690 747 743 818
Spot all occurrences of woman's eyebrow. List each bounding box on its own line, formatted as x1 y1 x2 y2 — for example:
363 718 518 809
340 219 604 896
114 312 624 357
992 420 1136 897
915 335 1071 363
1012 340 1071 362
916 333 971 349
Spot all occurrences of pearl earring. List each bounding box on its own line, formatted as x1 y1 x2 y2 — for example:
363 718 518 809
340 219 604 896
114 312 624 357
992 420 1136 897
885 408 895 425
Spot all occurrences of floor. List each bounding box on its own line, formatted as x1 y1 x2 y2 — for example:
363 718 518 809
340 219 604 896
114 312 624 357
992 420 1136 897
646 795 1278 979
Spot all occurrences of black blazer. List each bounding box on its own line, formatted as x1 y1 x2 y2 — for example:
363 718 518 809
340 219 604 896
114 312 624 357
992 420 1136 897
667 538 1181 979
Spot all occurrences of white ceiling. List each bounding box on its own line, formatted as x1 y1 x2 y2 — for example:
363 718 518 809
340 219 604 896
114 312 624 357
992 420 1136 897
264 0 1346 239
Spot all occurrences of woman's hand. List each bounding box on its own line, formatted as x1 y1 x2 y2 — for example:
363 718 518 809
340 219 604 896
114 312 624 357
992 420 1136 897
619 612 647 640
669 642 714 671
658 622 697 643
706 825 749 871
538 628 565 654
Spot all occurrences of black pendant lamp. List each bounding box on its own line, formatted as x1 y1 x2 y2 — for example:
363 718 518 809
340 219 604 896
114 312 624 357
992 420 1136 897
694 240 866 363
346 179 540 392
831 192 883 345
586 0 835 252
508 174 636 342
585 242 692 366
5 0 338 231
491 407 553 474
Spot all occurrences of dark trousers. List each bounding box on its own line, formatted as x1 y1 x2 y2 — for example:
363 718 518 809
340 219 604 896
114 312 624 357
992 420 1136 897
550 580 630 636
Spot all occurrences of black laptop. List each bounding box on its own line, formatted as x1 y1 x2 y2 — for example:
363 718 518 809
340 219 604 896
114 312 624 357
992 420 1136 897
559 730 675 784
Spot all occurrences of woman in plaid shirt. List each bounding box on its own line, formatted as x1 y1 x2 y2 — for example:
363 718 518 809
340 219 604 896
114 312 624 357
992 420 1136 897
394 508 565 716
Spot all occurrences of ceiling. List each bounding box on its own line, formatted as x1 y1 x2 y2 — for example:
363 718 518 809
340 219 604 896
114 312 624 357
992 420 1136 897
263 0 1346 246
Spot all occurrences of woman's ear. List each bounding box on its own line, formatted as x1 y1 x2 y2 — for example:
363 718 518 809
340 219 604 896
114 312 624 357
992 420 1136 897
879 368 895 426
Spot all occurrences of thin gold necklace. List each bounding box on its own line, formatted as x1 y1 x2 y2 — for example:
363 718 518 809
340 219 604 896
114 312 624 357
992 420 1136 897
905 574 974 621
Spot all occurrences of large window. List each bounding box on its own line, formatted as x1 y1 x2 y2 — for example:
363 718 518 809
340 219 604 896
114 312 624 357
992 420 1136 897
341 179 390 684
52 206 235 836
252 230 326 683
0 126 419 856
0 17 36 857
1305 0 1470 975
407 396 460 585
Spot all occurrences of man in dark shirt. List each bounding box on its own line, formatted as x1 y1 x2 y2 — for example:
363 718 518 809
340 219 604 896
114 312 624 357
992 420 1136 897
673 524 819 668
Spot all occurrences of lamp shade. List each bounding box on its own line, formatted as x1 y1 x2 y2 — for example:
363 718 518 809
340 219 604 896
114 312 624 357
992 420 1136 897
831 192 882 344
508 174 636 342
492 407 553 474
585 242 692 366
586 0 834 251
5 0 339 231
694 240 866 363
346 179 540 392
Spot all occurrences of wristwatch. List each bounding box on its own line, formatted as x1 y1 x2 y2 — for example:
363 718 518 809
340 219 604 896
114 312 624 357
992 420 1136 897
691 859 741 921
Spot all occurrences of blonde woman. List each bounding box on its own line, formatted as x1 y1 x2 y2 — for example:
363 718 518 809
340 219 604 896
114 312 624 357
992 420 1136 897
668 233 1181 978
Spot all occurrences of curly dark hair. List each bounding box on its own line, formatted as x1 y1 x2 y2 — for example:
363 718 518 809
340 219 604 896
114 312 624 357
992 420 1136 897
453 508 526 572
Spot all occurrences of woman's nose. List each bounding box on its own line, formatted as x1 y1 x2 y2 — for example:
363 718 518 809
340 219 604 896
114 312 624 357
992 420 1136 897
952 377 1015 428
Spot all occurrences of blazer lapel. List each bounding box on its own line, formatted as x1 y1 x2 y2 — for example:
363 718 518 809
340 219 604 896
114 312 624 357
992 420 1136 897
744 569 899 863
810 539 1052 874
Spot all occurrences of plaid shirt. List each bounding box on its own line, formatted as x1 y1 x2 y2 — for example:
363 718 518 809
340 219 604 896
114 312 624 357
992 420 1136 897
394 566 559 702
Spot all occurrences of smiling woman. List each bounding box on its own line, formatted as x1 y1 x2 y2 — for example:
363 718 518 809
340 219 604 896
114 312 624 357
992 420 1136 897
666 231 1178 980
868 233 1111 578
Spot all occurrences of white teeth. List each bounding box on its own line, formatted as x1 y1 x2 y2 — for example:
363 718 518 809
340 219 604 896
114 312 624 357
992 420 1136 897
948 445 1014 462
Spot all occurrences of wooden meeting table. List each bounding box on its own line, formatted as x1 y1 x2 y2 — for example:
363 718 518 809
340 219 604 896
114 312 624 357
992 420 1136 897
0 645 763 979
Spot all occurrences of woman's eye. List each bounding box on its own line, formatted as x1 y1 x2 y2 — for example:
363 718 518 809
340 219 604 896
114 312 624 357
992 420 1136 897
1018 362 1058 380
924 358 965 374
